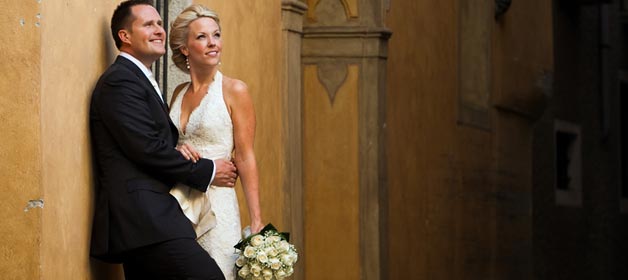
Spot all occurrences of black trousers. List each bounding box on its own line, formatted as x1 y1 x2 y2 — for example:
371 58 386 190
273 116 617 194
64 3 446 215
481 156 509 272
122 238 224 280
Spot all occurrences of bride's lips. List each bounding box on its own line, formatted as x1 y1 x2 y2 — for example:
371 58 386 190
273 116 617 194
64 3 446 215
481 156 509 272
206 50 219 56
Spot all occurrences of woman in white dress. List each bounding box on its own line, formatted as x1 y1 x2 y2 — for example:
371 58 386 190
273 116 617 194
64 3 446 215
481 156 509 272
167 4 264 279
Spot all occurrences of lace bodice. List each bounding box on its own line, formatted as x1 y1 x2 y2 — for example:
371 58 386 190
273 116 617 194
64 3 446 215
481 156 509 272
168 71 242 280
169 71 233 161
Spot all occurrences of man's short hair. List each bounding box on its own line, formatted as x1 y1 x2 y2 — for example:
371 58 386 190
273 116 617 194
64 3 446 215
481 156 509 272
110 0 154 49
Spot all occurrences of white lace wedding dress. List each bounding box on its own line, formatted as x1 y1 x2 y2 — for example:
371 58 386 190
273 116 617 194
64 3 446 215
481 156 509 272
169 71 241 279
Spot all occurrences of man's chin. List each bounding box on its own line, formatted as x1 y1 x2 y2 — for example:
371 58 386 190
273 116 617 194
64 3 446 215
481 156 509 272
152 50 166 57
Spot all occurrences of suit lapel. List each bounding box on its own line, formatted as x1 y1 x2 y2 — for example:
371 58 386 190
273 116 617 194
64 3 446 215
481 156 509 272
115 56 169 113
115 56 178 143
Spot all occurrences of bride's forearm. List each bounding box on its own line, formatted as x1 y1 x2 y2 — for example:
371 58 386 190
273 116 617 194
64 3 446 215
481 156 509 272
235 154 262 227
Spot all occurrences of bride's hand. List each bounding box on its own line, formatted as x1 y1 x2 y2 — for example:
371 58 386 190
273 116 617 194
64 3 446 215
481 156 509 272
250 221 265 234
176 143 201 163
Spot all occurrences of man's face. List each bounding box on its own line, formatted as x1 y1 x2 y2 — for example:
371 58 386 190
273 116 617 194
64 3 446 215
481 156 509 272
121 4 165 66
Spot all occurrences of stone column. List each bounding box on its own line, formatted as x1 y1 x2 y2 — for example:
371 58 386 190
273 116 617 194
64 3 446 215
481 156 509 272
301 0 390 279
281 1 307 279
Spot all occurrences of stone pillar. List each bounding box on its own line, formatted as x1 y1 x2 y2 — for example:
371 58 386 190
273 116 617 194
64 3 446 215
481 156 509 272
281 1 307 279
301 0 390 279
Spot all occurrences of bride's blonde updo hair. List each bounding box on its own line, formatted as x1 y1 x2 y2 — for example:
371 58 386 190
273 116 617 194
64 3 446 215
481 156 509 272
169 4 221 73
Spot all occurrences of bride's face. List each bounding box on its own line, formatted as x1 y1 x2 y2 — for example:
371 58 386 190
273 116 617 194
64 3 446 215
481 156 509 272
183 17 222 69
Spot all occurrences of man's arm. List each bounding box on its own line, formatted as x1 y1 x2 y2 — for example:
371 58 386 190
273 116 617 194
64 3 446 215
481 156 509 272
95 69 213 191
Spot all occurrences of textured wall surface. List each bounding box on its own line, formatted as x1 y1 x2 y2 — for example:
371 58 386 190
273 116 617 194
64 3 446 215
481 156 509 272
39 1 121 279
0 0 279 278
0 0 43 278
533 2 626 280
385 0 458 278
385 0 553 279
303 64 361 279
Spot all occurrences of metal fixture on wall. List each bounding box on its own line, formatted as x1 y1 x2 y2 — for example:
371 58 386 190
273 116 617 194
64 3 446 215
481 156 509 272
495 0 512 19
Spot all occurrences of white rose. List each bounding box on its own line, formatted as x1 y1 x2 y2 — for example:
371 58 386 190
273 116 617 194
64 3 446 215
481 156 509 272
280 254 292 265
275 269 287 278
235 255 247 267
238 264 250 278
289 252 298 264
256 251 269 263
267 235 281 243
244 246 256 258
251 263 262 277
269 258 282 270
285 266 294 276
251 235 265 247
262 268 273 280
265 247 278 257
276 241 290 253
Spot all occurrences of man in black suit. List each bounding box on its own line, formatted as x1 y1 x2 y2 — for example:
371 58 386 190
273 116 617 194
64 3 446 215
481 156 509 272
89 1 234 279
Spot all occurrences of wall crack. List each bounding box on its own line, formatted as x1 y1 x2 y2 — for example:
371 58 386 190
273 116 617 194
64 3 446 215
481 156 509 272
24 199 44 212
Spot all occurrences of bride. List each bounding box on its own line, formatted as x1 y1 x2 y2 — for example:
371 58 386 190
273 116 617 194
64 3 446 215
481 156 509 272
167 4 264 279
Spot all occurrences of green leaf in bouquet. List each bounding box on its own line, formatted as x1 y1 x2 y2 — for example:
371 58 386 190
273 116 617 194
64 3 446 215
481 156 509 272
233 223 291 250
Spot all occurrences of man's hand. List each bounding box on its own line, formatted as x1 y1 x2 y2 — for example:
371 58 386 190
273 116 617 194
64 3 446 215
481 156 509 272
212 159 238 187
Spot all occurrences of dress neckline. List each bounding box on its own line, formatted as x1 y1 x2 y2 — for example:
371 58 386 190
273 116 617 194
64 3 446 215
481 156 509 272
178 71 223 136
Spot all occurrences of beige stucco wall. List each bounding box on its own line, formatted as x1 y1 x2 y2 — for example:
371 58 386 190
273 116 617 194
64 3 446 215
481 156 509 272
0 0 283 278
1 0 128 278
39 1 121 279
303 64 361 279
0 1 43 279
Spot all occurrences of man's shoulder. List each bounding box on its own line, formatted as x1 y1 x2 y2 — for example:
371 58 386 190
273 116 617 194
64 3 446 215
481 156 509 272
96 58 142 86
92 60 145 98
103 57 138 76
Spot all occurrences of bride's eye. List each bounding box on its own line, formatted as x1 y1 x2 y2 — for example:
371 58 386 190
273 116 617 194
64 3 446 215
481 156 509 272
214 32 221 39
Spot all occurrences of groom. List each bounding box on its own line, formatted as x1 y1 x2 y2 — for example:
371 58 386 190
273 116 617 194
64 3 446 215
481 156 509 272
89 1 233 279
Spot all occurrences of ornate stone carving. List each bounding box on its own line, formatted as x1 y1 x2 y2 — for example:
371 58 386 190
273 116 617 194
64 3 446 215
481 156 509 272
316 62 349 104
307 0 359 22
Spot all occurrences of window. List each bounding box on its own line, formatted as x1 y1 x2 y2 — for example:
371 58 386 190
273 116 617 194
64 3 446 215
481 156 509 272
554 120 582 206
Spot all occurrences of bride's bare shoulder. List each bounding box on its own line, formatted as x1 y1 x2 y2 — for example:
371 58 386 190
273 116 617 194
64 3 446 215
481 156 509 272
222 75 249 96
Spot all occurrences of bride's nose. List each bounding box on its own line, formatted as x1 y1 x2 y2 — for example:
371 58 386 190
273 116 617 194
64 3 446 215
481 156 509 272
208 37 218 47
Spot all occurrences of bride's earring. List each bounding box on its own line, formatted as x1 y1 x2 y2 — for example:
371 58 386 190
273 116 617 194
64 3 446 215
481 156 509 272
186 56 190 70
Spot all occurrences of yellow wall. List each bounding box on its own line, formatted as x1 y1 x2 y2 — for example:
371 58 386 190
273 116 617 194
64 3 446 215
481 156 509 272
0 1 43 279
0 0 123 278
39 1 122 279
303 64 361 279
0 0 282 278
197 0 285 230
0 0 555 278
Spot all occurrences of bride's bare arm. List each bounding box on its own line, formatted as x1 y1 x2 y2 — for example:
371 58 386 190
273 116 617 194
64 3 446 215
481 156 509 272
227 78 264 234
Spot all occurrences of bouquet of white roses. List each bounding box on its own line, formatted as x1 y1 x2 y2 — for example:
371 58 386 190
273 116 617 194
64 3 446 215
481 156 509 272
234 223 298 280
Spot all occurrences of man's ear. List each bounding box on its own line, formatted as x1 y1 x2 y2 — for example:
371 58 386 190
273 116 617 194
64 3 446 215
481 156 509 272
118 29 131 45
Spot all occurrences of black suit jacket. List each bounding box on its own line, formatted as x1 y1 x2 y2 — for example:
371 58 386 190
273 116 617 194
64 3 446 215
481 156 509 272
89 56 214 263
